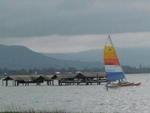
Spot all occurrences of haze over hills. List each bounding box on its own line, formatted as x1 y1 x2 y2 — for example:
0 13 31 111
0 45 102 69
0 44 149 69
45 47 150 67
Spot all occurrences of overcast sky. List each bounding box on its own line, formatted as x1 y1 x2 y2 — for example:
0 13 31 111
1 0 150 53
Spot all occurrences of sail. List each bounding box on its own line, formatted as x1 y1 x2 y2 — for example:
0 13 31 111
104 35 125 82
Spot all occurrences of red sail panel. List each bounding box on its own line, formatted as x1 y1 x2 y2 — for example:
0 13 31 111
104 59 120 65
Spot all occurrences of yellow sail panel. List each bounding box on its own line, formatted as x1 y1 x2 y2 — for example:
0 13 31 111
104 46 118 59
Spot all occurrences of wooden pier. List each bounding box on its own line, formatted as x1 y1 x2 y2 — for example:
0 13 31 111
1 72 107 86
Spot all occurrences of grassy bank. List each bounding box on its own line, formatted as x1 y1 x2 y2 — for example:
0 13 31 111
0 110 76 113
0 110 69 113
0 112 111 113
0 112 120 113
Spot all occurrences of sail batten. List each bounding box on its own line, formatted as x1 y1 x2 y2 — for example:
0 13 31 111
104 35 125 82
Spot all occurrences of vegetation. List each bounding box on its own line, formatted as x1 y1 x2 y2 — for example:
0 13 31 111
0 111 119 113
0 112 66 113
0 104 119 113
0 111 67 113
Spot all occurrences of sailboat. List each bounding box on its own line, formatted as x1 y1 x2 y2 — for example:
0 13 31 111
104 35 141 87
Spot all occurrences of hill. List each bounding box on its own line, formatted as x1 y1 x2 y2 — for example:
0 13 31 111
45 47 150 67
0 45 102 69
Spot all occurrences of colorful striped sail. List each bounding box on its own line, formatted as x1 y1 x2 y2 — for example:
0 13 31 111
104 35 125 82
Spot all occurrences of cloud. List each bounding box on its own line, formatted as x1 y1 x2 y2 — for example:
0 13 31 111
1 32 150 53
1 0 150 37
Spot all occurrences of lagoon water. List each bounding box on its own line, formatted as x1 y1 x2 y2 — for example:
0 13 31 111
0 74 149 113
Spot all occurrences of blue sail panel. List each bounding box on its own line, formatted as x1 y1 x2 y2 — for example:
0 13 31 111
106 72 125 82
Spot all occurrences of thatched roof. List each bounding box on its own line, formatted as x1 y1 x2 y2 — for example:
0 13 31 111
2 75 47 81
57 74 76 80
40 75 56 80
2 72 105 81
56 72 104 80
2 76 14 80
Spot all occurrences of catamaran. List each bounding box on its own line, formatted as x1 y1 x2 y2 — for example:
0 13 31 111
104 35 141 88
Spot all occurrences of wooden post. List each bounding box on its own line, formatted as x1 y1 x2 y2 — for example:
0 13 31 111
86 82 89 85
2 80 4 86
6 80 8 87
17 81 19 86
52 80 54 86
14 81 16 86
37 82 41 86
106 83 109 91
12 80 15 86
58 80 60 86
47 81 49 86
97 73 99 85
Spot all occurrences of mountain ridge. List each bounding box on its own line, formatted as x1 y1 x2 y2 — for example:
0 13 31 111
0 44 102 69
45 47 150 67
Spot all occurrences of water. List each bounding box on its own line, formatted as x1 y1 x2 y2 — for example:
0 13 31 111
0 74 149 113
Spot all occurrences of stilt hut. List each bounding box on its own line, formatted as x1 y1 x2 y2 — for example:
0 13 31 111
2 76 14 86
57 74 75 85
